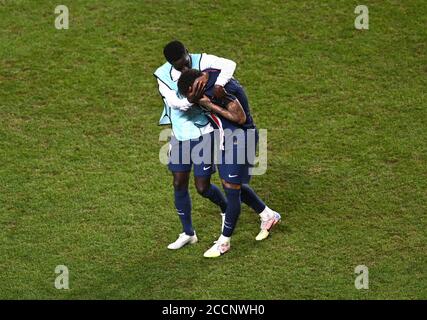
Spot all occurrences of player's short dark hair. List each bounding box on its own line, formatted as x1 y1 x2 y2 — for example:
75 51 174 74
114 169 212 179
178 69 203 97
163 40 186 63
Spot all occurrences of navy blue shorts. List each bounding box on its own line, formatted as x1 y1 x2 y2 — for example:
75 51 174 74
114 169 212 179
168 132 216 177
218 129 258 184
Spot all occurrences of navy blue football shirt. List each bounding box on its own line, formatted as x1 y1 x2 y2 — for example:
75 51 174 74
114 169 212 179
202 69 255 131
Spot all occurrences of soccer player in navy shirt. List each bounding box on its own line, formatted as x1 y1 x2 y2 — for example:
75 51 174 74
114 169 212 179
155 41 237 250
178 69 282 257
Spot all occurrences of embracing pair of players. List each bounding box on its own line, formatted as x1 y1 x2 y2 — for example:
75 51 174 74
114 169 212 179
154 41 281 258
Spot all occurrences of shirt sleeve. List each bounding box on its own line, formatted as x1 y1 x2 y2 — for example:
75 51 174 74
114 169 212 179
200 53 237 87
157 79 192 110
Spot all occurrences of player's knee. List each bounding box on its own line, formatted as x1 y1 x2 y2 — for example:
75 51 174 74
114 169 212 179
222 180 241 190
195 182 209 196
172 172 190 191
173 179 188 191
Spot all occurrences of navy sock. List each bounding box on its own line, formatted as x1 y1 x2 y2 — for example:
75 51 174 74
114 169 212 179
201 184 228 213
240 184 266 214
222 188 242 237
174 189 194 236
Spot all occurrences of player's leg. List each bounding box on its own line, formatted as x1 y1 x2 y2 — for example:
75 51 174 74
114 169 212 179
194 176 227 230
240 128 281 240
193 131 228 230
240 184 265 213
240 183 281 241
239 128 266 214
221 180 242 238
167 137 198 250
203 179 241 258
167 171 198 250
203 144 245 258
172 171 194 236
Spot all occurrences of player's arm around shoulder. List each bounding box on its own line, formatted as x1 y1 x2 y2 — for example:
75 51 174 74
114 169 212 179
200 53 237 99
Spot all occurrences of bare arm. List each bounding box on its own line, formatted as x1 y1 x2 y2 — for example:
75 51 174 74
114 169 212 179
198 95 246 125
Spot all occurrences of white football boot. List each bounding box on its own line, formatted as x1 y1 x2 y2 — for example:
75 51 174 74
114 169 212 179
203 235 231 258
167 231 198 250
255 209 281 241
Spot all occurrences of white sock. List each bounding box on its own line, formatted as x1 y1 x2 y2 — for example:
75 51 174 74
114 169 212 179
259 206 274 220
218 234 230 244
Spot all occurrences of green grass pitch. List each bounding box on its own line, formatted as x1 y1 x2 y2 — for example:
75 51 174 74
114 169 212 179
0 0 426 299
